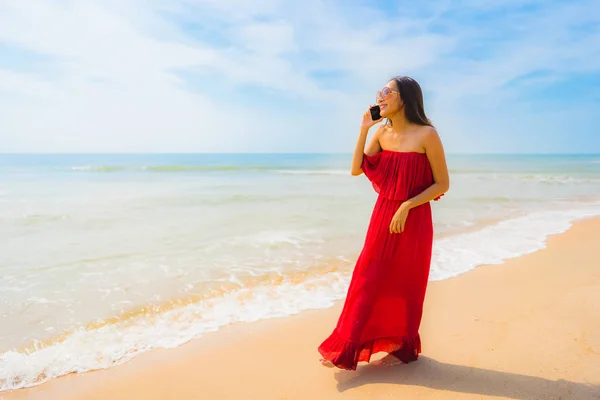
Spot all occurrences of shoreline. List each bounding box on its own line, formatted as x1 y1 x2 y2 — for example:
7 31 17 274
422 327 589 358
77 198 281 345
3 216 600 399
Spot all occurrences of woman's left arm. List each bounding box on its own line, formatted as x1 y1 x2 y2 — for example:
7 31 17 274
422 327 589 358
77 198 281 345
405 127 450 209
388 127 450 233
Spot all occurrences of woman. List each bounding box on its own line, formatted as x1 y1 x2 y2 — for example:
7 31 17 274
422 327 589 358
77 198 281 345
318 76 450 370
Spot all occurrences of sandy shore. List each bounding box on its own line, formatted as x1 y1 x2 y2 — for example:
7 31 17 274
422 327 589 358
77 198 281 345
4 217 600 400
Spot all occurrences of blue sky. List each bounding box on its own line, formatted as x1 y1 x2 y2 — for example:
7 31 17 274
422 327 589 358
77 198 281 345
0 0 599 154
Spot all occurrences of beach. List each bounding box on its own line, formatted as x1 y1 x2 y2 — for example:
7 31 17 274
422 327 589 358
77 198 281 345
3 215 599 399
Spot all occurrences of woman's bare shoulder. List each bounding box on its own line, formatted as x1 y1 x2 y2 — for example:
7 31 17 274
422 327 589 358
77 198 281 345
416 125 438 135
416 125 440 143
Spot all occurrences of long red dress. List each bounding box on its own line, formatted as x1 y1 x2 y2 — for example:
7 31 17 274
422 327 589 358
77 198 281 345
318 150 443 370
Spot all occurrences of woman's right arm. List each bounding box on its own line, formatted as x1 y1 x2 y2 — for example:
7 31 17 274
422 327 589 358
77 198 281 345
350 118 383 176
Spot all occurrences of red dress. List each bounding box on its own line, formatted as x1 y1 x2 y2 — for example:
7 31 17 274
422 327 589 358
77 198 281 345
318 150 443 370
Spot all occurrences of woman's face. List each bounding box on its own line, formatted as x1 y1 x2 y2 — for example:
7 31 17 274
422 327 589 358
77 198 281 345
377 80 403 118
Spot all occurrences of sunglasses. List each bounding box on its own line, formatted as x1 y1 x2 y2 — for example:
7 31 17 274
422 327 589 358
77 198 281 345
377 87 399 100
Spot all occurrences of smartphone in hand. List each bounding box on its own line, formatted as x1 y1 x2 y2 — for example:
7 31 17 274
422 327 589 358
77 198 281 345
370 105 381 121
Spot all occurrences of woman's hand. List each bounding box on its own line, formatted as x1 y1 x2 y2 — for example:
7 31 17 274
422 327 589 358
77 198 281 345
389 203 411 234
361 105 383 130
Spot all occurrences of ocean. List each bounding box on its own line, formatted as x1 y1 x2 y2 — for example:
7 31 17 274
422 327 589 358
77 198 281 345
1 153 599 390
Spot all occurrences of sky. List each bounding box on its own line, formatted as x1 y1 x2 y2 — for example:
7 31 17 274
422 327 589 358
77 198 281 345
0 0 599 154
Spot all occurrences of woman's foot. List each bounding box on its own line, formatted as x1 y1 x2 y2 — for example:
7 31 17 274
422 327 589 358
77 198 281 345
377 353 403 367
319 358 335 368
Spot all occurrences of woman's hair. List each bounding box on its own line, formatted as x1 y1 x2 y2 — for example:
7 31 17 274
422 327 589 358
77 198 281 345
389 76 433 127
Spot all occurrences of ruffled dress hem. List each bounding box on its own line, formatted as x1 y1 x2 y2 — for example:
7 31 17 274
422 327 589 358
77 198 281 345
318 329 421 371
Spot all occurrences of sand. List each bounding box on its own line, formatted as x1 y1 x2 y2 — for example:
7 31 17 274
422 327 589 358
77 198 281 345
3 217 600 400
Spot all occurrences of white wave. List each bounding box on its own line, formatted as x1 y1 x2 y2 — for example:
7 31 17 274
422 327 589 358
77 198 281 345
201 230 323 253
275 169 348 175
524 175 598 184
487 173 599 184
249 230 325 247
430 203 600 280
0 272 350 391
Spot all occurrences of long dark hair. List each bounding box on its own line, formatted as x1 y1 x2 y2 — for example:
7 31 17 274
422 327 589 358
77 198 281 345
389 76 432 127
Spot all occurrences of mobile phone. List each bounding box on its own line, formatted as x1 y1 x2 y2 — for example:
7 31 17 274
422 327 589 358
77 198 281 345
370 105 381 121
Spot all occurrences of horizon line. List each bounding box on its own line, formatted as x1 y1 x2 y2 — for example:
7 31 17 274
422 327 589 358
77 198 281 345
1 152 599 156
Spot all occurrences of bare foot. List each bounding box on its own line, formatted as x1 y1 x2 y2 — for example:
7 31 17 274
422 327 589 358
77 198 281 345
377 353 403 367
319 358 335 368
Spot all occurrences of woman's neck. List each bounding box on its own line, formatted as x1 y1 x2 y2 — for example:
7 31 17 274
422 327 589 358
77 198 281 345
388 112 410 133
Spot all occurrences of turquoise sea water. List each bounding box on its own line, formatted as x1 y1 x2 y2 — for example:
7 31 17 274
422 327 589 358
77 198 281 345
1 153 599 390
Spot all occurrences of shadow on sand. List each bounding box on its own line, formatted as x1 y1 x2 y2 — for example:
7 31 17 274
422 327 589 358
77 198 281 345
335 357 599 399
